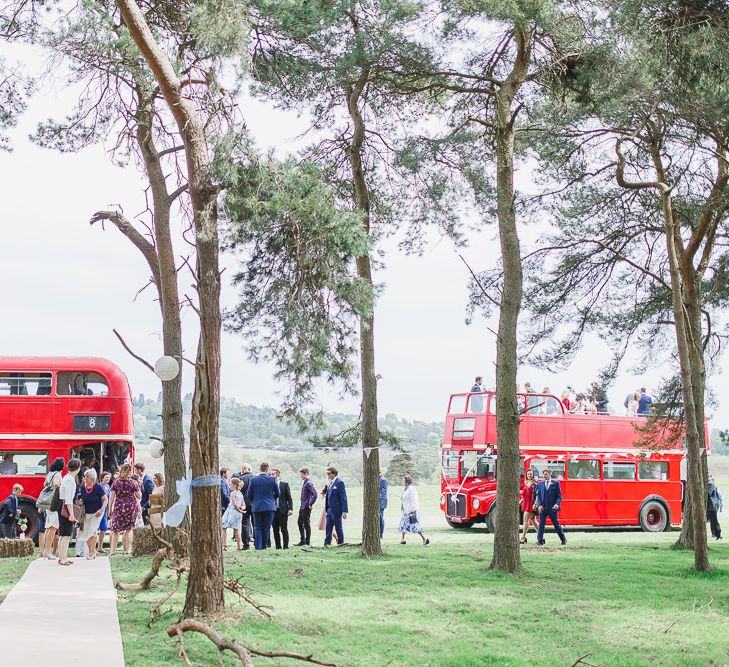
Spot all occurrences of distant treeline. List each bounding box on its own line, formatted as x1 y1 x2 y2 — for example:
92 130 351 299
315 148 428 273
133 395 444 486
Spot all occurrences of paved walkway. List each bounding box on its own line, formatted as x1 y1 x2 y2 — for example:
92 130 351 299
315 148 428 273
0 557 125 665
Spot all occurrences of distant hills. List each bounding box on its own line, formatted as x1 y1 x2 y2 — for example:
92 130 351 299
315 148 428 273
132 395 445 485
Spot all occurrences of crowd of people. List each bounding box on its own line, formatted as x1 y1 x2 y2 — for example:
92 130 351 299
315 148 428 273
218 463 429 550
0 456 431 559
0 452 165 562
470 376 655 416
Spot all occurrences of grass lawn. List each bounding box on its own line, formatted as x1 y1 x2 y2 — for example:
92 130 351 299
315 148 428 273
111 482 729 667
0 555 32 604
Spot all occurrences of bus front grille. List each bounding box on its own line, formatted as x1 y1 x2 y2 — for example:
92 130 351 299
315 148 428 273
447 493 467 518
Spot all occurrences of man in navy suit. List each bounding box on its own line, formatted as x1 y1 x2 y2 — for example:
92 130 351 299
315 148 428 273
535 469 567 546
0 483 22 538
324 466 348 546
245 462 279 550
135 462 155 525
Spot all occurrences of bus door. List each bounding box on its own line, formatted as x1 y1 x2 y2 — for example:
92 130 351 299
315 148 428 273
565 458 602 523
602 460 637 524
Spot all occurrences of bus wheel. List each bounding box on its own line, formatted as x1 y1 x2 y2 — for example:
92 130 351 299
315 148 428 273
639 500 668 532
485 506 496 534
446 518 474 529
17 500 41 545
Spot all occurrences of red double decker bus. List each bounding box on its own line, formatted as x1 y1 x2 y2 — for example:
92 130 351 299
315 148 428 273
440 391 707 532
0 357 135 541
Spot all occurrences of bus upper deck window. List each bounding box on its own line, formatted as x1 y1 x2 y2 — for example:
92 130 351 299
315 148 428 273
0 372 52 396
57 371 109 396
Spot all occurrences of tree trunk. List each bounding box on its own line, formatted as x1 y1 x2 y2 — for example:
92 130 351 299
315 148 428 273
654 156 709 571
489 28 531 575
346 73 382 557
357 256 382 556
117 0 225 614
677 292 709 549
135 97 187 531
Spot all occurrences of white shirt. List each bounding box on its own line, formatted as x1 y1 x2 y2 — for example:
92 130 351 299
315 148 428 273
60 473 77 504
401 485 419 514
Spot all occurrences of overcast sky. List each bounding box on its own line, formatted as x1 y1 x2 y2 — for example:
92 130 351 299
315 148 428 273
2 43 727 433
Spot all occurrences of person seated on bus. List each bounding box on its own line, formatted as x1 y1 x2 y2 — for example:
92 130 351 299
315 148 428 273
0 453 18 475
570 394 587 414
36 376 52 395
8 373 28 396
72 373 93 396
485 444 494 457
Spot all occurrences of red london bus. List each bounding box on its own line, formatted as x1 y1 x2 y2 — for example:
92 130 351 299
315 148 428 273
440 391 708 532
0 357 135 541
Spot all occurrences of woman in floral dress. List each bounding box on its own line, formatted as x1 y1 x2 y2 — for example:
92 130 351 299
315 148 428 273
398 475 429 546
108 463 141 555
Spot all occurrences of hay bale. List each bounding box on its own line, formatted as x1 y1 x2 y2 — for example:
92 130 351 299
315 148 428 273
131 526 188 557
131 527 158 556
0 538 34 558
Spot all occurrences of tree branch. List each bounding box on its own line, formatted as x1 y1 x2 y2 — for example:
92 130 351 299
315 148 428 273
91 210 161 287
112 329 155 372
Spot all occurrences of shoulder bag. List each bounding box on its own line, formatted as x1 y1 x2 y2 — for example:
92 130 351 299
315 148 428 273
60 502 82 523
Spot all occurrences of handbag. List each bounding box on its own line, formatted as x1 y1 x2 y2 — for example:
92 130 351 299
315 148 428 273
36 473 58 510
49 487 61 512
61 503 82 523
408 511 418 524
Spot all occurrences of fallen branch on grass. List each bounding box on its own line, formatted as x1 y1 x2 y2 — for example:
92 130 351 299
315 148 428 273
167 620 347 667
116 528 188 591
148 569 183 628
117 547 167 591
662 598 714 633
569 653 598 667
224 575 273 619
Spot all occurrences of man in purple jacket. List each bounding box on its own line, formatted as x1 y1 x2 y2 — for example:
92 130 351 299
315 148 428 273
295 468 318 547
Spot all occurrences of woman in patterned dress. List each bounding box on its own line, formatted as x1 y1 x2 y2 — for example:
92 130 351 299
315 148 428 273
398 476 429 546
108 463 141 555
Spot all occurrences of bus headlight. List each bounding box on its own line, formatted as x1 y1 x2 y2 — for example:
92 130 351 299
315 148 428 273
439 495 445 505
473 498 480 510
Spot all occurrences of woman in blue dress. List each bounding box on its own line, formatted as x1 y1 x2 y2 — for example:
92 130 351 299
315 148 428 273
96 471 111 553
221 477 245 550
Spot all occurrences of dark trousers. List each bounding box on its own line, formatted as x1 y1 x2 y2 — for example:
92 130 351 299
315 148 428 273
241 511 251 548
253 510 275 550
708 508 722 539
537 509 566 544
325 511 344 545
380 507 386 538
272 512 289 549
0 521 16 539
297 507 312 545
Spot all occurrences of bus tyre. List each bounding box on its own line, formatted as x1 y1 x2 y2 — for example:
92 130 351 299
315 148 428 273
446 518 474 529
486 506 496 534
639 500 668 532
17 500 41 545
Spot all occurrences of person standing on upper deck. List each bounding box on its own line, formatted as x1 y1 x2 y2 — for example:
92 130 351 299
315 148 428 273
470 376 485 413
535 469 567 546
637 388 653 415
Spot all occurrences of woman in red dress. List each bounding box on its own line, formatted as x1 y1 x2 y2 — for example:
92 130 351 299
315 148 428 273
520 468 539 544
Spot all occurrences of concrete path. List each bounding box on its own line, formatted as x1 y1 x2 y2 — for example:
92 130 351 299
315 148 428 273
0 557 125 665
